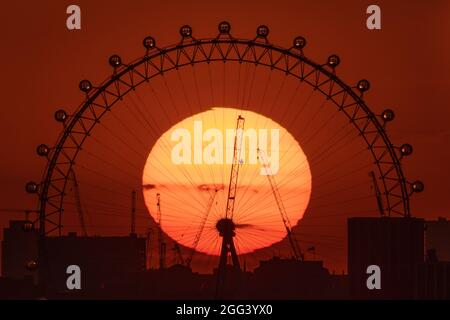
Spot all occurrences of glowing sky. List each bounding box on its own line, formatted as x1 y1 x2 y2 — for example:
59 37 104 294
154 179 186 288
142 107 312 256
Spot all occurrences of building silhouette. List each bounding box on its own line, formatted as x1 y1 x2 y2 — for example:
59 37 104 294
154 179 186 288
1 220 38 281
44 232 146 298
2 217 450 299
246 257 339 299
425 217 450 261
415 261 450 299
348 217 424 299
414 218 450 299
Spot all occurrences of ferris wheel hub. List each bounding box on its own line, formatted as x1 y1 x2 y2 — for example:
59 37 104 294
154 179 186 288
216 218 236 237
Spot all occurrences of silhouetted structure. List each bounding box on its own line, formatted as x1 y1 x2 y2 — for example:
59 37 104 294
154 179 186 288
348 217 424 299
415 261 450 299
135 264 213 300
44 232 146 298
247 257 336 299
425 217 450 261
2 216 445 300
0 276 38 300
1 220 38 281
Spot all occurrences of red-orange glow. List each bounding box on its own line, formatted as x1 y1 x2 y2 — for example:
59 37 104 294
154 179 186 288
142 108 312 255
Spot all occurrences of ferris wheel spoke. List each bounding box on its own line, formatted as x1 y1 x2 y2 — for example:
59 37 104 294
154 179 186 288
301 209 379 220
237 161 372 221
237 146 367 214
130 91 215 198
173 69 214 189
233 83 316 211
77 149 211 215
234 69 289 212
161 75 221 195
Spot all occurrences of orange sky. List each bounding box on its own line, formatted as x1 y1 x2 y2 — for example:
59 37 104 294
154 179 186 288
0 0 449 274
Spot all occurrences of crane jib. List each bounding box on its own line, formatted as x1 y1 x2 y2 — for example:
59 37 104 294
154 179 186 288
225 115 245 219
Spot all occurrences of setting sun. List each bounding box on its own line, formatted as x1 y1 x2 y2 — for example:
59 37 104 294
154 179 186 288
142 107 312 256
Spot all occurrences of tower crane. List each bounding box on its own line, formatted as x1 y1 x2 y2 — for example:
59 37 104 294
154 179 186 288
156 193 166 269
185 189 218 267
217 115 245 271
215 116 245 299
369 171 385 216
257 148 304 261
69 169 88 237
172 243 185 265
224 115 245 221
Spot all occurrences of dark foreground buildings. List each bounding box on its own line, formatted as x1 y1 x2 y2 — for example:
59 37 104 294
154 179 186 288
418 217 450 299
1 216 450 299
425 217 450 261
0 220 346 299
44 232 146 298
1 220 38 281
348 217 424 299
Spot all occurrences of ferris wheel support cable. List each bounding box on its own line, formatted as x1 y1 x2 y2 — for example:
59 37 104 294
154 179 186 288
127 91 214 199
235 79 314 210
266 97 332 172
279 80 304 125
186 190 218 267
257 148 303 261
145 81 176 124
89 136 145 171
275 124 360 179
190 64 221 193
161 75 182 119
158 84 214 201
97 122 147 158
206 63 221 190
236 141 367 217
78 158 211 215
221 63 226 188
232 67 275 208
109 111 150 148
235 68 288 213
244 168 370 212
96 122 211 210
176 69 195 116
81 139 370 231
237 159 372 223
242 64 258 112
301 109 341 147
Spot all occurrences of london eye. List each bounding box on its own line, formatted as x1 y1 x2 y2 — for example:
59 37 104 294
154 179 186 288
26 22 424 286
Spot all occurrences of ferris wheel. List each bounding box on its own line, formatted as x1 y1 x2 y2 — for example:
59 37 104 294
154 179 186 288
26 22 424 278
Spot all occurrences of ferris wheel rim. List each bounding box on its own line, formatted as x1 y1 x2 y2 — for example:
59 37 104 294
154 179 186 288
32 25 417 238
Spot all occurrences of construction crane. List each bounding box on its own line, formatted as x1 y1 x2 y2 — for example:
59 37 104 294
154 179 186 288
185 189 218 267
257 148 304 261
217 115 245 272
215 116 245 299
224 115 245 220
131 190 136 235
172 243 184 265
156 193 166 269
69 169 88 237
369 171 385 216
